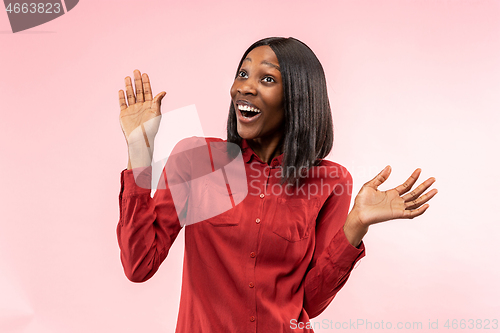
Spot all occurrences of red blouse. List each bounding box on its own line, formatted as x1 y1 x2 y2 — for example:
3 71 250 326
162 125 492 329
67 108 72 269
117 137 365 333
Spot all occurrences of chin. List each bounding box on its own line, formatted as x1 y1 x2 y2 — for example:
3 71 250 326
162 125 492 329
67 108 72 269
236 125 256 140
237 131 255 140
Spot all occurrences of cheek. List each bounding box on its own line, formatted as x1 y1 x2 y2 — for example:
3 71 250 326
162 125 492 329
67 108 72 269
274 94 285 125
263 89 283 109
276 108 285 127
273 86 284 108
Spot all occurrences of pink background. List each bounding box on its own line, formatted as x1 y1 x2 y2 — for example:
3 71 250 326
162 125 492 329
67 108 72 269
1 0 499 332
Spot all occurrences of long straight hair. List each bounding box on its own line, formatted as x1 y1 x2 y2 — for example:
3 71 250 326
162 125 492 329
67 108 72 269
227 37 333 186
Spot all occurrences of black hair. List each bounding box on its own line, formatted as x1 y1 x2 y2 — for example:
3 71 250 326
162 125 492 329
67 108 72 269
227 37 333 186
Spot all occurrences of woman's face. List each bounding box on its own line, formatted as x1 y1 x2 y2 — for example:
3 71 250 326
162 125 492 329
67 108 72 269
230 45 285 145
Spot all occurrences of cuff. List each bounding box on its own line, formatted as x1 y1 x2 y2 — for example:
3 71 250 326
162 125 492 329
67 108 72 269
327 228 366 268
120 167 152 198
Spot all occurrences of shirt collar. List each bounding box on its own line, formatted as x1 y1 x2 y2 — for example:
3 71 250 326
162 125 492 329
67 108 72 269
241 139 284 166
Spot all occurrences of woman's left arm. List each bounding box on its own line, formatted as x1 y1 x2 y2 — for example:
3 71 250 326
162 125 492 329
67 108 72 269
303 167 365 318
303 166 437 318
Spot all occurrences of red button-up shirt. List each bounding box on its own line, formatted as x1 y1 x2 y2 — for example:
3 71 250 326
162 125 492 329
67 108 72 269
117 137 365 332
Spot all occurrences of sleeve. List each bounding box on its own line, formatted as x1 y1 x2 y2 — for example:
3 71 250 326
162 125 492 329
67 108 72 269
116 166 184 283
303 167 365 318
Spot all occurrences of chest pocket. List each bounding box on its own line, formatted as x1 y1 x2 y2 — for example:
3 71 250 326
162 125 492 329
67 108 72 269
271 197 320 242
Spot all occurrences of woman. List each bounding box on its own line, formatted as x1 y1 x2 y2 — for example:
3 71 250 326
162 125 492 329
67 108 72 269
117 37 437 332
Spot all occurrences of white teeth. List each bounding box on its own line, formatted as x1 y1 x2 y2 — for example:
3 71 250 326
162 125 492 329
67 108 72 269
238 104 261 113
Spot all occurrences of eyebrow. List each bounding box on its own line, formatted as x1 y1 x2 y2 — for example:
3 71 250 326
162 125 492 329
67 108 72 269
243 57 281 71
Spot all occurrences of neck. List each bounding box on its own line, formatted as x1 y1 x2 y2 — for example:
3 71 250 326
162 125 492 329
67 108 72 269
246 136 283 165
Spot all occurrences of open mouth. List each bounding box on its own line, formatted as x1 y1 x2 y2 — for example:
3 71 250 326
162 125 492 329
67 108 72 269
238 104 262 119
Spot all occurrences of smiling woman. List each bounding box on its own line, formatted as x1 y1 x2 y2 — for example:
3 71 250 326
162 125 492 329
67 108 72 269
230 45 285 160
228 38 334 186
116 37 437 333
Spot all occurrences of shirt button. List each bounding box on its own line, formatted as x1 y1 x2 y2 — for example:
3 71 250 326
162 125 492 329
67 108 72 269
259 193 265 198
255 218 261 224
249 282 254 288
271 160 279 167
250 316 256 322
250 252 256 258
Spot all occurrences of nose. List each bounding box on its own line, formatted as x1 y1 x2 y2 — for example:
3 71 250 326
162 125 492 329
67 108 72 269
237 78 257 95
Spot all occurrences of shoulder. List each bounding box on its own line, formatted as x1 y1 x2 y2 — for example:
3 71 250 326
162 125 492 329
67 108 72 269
204 136 226 143
175 136 225 144
170 137 241 166
310 160 354 205
312 159 352 184
172 136 225 151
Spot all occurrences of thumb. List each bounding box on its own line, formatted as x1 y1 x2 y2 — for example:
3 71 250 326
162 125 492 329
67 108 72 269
153 91 167 104
366 165 391 188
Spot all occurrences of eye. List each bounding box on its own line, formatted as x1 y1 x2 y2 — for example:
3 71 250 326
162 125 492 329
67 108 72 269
237 70 248 78
262 76 275 83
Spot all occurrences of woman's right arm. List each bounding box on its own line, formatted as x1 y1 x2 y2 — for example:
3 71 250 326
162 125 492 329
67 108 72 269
117 70 182 282
117 168 183 282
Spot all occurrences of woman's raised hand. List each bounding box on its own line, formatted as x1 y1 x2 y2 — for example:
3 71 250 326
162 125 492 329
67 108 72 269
119 70 166 169
119 69 166 143
353 166 437 225
344 166 438 247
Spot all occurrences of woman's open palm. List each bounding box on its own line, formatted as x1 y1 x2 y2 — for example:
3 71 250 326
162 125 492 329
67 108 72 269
352 166 437 227
119 69 166 143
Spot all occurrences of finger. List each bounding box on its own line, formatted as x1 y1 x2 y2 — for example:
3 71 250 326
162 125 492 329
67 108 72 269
118 90 127 111
365 165 391 188
153 91 166 104
142 73 153 101
403 203 430 219
125 76 135 105
402 177 436 202
134 69 144 103
151 92 166 116
394 168 421 195
405 188 438 210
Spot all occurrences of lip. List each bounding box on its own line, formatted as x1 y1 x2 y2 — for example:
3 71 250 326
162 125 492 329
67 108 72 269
235 100 260 110
235 100 262 124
